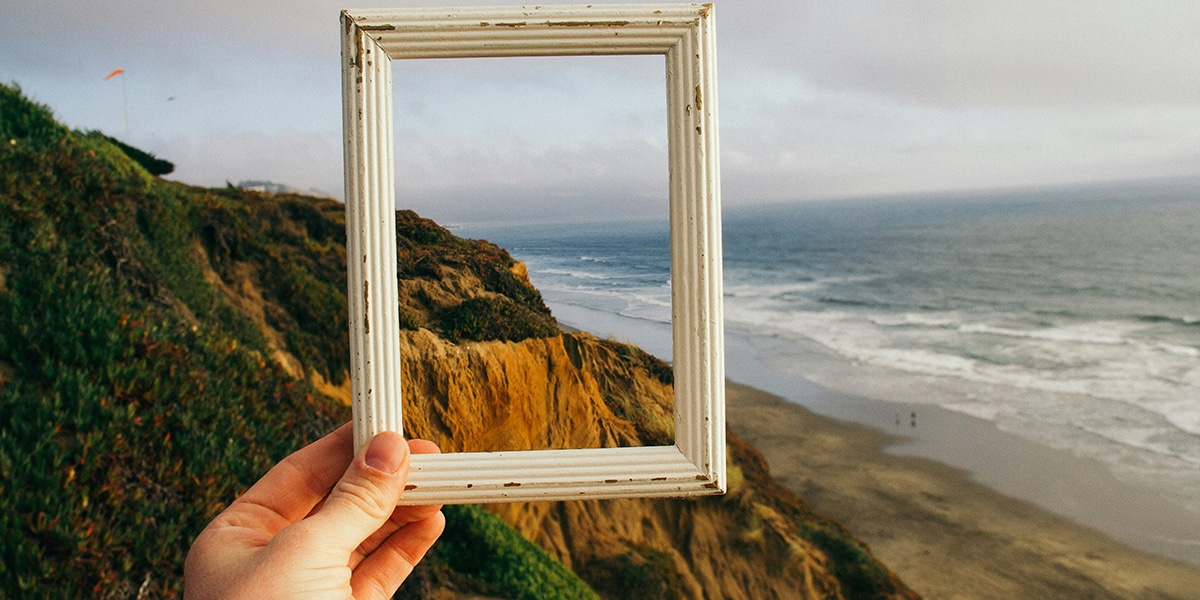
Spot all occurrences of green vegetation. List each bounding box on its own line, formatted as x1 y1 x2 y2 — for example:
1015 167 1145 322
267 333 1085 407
725 434 912 598
0 84 341 596
1 83 69 146
396 209 541 313
192 186 351 383
101 134 174 175
432 504 599 600
394 209 559 342
0 82 590 598
1 82 914 600
798 523 895 600
440 296 560 343
579 545 684 600
611 340 672 386
602 391 673 447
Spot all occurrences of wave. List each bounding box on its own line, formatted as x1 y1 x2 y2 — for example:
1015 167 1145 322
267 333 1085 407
483 194 1200 523
538 267 612 280
723 281 821 300
1156 342 1200 357
1138 314 1200 327
957 322 1127 345
817 296 891 309
1068 420 1200 464
551 295 672 326
1167 408 1200 438
729 307 1199 411
869 313 959 328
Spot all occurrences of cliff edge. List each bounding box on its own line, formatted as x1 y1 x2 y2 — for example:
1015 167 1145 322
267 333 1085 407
0 83 916 599
400 328 916 599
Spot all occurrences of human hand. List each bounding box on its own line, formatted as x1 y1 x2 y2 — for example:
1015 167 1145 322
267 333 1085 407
184 424 445 599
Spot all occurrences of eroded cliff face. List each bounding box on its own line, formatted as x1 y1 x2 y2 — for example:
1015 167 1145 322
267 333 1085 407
399 329 666 452
0 87 914 598
397 329 915 600
187 196 915 599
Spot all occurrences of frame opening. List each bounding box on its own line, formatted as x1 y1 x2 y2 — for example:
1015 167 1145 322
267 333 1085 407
342 3 724 503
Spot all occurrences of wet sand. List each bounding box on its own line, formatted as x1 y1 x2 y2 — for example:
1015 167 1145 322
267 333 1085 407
726 381 1200 600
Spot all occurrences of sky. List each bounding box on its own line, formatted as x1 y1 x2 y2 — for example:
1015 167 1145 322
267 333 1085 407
3 0 1199 224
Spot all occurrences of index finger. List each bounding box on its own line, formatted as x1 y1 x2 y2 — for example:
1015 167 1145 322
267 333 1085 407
232 423 356 523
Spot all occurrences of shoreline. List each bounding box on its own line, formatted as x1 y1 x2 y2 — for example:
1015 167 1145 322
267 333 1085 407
719 332 1200 569
552 310 1200 595
724 380 1200 599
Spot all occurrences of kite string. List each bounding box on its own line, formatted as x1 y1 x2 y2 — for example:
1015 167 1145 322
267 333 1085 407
122 74 129 140
104 69 130 140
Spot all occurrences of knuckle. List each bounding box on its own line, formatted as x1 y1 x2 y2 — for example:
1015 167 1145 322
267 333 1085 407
332 474 394 520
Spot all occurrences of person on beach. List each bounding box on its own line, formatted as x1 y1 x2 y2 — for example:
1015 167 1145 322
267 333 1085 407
184 424 445 599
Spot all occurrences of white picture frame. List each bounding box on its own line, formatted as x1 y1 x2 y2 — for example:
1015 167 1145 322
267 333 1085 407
341 3 724 504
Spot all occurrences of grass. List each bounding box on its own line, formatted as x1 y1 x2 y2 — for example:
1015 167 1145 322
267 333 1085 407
579 545 684 600
798 523 896 599
0 82 593 598
440 296 559 343
1 82 916 600
394 209 560 342
0 88 344 594
602 391 673 446
432 504 599 600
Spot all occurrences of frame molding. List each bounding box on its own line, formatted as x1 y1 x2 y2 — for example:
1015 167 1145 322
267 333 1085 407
341 4 724 504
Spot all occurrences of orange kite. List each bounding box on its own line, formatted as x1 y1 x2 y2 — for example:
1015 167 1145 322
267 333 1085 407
104 68 124 80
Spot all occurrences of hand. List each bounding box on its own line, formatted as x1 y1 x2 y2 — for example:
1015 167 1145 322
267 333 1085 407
184 424 445 599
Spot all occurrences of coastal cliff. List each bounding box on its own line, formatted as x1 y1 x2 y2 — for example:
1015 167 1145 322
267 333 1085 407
399 328 905 599
0 83 915 598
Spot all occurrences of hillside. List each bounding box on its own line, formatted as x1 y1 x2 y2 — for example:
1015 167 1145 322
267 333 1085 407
0 83 917 599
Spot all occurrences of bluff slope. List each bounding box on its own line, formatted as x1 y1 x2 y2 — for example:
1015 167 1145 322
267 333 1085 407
0 84 916 599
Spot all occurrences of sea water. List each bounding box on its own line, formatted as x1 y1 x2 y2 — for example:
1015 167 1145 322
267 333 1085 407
456 177 1200 517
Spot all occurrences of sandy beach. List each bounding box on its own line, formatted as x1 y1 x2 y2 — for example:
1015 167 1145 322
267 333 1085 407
725 381 1200 600
556 313 1200 597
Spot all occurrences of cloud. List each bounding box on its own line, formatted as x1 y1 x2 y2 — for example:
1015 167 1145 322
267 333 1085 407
4 0 1199 219
721 73 1200 203
390 53 668 220
722 0 1200 107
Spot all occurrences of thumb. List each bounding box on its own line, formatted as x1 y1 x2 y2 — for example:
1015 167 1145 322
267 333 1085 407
305 430 411 553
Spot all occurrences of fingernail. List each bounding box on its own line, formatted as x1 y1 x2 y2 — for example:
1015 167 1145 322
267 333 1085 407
364 431 406 474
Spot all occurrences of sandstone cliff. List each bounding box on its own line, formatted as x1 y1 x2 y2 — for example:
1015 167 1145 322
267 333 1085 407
0 84 916 598
197 193 918 599
396 328 915 599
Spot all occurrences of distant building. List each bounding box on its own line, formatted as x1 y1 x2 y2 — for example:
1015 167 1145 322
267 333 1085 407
236 180 299 195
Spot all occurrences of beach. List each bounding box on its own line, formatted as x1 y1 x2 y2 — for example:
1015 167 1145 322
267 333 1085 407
459 187 1200 598
725 380 1200 599
553 309 1200 597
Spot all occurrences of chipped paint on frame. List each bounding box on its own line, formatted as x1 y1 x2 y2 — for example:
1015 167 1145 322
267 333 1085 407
341 4 724 504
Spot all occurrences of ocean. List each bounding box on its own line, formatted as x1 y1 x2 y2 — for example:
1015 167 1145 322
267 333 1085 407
456 177 1200 521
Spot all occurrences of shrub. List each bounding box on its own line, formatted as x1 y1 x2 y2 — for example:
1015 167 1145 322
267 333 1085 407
612 340 673 386
0 83 69 145
440 296 558 343
603 392 673 446
101 135 174 176
435 504 598 600
393 209 559 341
0 83 594 597
579 546 684 600
0 255 344 596
799 524 895 599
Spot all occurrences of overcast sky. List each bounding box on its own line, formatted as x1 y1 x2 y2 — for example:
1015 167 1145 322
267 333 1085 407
3 1 1199 224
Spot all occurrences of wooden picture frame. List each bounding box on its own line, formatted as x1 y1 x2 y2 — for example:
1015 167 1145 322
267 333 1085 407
341 3 723 503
